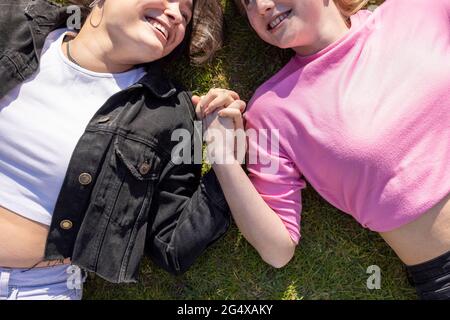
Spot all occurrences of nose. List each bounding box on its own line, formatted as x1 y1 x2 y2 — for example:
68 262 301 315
165 2 183 24
255 0 274 15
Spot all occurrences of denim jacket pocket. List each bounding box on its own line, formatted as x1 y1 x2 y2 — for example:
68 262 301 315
107 136 162 228
114 136 162 181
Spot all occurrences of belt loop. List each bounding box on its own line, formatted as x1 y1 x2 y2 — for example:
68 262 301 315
9 288 19 300
0 270 11 300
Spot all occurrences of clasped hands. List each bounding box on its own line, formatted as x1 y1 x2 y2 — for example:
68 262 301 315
192 89 247 165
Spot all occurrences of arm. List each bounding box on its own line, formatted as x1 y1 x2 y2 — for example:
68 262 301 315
194 88 304 268
203 110 304 268
212 160 296 268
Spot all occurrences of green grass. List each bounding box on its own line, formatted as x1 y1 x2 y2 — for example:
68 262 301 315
58 0 416 299
84 187 416 299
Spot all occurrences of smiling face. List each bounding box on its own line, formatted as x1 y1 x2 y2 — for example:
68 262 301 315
242 0 323 50
100 0 193 64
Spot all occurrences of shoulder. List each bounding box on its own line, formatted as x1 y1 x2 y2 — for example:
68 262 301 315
161 80 197 134
245 58 300 129
140 67 196 131
378 0 449 19
171 81 197 131
133 73 197 157
370 0 450 42
382 0 449 9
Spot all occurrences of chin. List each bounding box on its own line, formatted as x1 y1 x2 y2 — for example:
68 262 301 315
276 33 306 50
264 38 292 50
278 39 300 49
143 53 165 64
137 41 166 61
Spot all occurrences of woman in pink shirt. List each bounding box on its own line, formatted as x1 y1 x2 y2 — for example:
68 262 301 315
197 0 450 299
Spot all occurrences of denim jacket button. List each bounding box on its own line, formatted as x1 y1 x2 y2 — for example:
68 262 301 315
60 220 73 230
78 173 92 185
139 162 151 175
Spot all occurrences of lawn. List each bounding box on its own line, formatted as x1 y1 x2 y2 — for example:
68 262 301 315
60 0 416 299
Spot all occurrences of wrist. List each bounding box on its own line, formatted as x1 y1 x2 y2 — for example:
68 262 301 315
205 141 238 166
212 159 242 174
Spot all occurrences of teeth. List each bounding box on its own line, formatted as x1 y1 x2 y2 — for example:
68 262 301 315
147 18 168 39
269 11 290 30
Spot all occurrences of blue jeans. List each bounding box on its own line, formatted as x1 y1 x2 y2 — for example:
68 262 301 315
0 264 84 300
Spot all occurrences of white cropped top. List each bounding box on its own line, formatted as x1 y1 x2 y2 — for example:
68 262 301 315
0 28 146 225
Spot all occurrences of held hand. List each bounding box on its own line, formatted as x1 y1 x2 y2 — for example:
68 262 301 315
192 88 240 117
192 88 246 133
192 88 246 120
202 110 247 165
192 89 247 165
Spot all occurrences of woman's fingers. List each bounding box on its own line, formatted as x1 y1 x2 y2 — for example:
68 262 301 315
192 95 201 106
225 99 246 113
216 106 246 163
218 102 245 131
217 107 241 119
219 109 244 129
204 95 235 115
206 96 246 116
218 100 246 117
234 110 245 132
199 89 222 112
192 95 205 119
198 88 242 116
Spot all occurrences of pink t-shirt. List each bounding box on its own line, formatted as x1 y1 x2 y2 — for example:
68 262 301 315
245 0 450 244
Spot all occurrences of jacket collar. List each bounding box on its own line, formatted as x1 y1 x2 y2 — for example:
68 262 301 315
24 0 70 28
24 0 72 60
138 63 178 99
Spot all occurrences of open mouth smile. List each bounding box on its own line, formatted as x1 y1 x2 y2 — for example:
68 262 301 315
268 10 292 31
145 16 169 41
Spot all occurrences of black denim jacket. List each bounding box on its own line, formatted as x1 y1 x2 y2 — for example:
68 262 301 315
0 0 230 283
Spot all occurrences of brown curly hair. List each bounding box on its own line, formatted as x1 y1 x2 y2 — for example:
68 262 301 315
68 0 224 65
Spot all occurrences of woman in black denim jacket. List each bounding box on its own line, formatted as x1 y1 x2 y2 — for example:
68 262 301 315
0 0 243 299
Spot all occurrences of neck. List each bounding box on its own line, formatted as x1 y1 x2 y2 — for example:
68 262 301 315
292 7 350 57
62 18 135 73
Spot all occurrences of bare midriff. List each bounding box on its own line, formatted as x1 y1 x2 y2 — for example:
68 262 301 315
0 206 70 268
380 192 450 266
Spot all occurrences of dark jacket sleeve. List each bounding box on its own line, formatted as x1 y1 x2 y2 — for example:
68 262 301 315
144 91 231 275
145 164 230 275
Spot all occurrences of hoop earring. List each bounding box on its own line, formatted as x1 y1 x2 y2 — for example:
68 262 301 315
89 1 104 28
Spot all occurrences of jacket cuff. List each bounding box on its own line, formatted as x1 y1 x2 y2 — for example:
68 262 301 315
201 170 228 209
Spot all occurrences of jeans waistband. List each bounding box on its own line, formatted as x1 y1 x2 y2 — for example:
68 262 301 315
0 264 82 288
